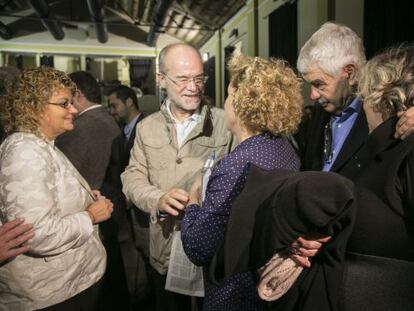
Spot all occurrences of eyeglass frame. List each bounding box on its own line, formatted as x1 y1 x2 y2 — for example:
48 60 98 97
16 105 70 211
160 72 208 87
48 101 73 109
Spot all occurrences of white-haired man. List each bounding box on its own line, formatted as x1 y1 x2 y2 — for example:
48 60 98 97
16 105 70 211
297 22 414 178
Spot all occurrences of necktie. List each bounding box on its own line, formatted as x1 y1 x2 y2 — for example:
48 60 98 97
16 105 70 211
323 121 333 164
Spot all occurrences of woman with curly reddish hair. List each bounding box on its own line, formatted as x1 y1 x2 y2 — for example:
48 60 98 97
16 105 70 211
0 67 113 311
181 54 303 310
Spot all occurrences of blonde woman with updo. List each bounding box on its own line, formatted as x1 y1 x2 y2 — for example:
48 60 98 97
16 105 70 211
338 44 414 311
181 54 303 310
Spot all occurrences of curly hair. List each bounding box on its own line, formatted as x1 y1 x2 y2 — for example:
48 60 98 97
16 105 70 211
358 44 414 120
0 66 76 136
228 54 303 136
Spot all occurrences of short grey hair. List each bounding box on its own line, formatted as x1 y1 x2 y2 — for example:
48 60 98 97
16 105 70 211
297 22 366 77
158 43 202 74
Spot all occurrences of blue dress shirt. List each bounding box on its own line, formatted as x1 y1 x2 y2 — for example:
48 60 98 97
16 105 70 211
323 97 362 171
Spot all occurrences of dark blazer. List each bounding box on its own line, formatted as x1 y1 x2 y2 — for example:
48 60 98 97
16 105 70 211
56 106 121 189
346 116 414 261
121 112 146 170
107 112 149 227
124 113 149 227
298 102 369 179
57 106 129 310
338 117 414 311
101 113 146 225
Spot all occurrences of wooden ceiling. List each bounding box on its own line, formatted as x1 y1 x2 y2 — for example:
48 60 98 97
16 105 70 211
0 0 246 47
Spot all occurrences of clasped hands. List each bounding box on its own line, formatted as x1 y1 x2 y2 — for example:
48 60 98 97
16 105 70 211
86 190 114 224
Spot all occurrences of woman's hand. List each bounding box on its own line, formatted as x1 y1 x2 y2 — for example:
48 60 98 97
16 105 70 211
0 218 34 262
92 190 102 200
289 234 332 268
395 107 414 139
87 198 114 224
188 177 202 206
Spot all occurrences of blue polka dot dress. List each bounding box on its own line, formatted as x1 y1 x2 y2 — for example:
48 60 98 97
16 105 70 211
181 132 300 311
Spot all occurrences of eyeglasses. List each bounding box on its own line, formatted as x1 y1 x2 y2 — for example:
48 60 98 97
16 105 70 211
161 73 208 87
48 101 72 109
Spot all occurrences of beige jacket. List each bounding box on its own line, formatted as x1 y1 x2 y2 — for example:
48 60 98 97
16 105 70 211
0 133 106 311
121 101 234 274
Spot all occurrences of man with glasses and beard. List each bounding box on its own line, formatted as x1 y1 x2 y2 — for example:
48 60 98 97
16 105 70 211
121 43 234 311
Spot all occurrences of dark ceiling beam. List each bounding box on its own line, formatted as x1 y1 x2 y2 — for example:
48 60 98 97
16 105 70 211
0 21 13 40
142 0 155 23
28 0 64 40
2 0 26 11
131 0 146 21
131 0 139 20
137 0 147 21
170 4 216 30
87 0 108 43
146 0 173 47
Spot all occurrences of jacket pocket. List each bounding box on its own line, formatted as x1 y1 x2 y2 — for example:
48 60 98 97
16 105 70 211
142 137 171 148
142 137 172 171
197 136 228 148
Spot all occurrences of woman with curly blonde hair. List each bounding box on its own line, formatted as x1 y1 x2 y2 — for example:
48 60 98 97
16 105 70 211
335 43 414 311
181 54 303 310
0 66 113 311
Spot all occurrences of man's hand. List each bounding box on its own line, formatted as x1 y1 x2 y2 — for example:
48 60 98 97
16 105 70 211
0 218 34 262
158 188 189 216
395 107 414 139
289 234 332 268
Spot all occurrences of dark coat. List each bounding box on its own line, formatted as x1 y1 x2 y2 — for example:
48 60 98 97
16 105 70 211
346 116 414 260
209 165 356 311
56 105 129 310
338 116 414 311
122 113 146 170
56 106 121 189
121 113 149 227
298 102 370 179
101 113 147 225
101 113 149 227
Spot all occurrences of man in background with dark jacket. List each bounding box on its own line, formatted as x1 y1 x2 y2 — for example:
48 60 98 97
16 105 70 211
57 71 129 311
107 85 151 309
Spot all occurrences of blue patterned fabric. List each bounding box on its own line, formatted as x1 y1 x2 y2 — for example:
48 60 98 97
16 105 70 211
181 132 300 311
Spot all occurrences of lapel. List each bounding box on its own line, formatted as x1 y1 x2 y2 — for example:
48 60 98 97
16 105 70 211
182 103 212 144
330 107 369 172
126 112 145 154
365 116 399 159
306 104 330 171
